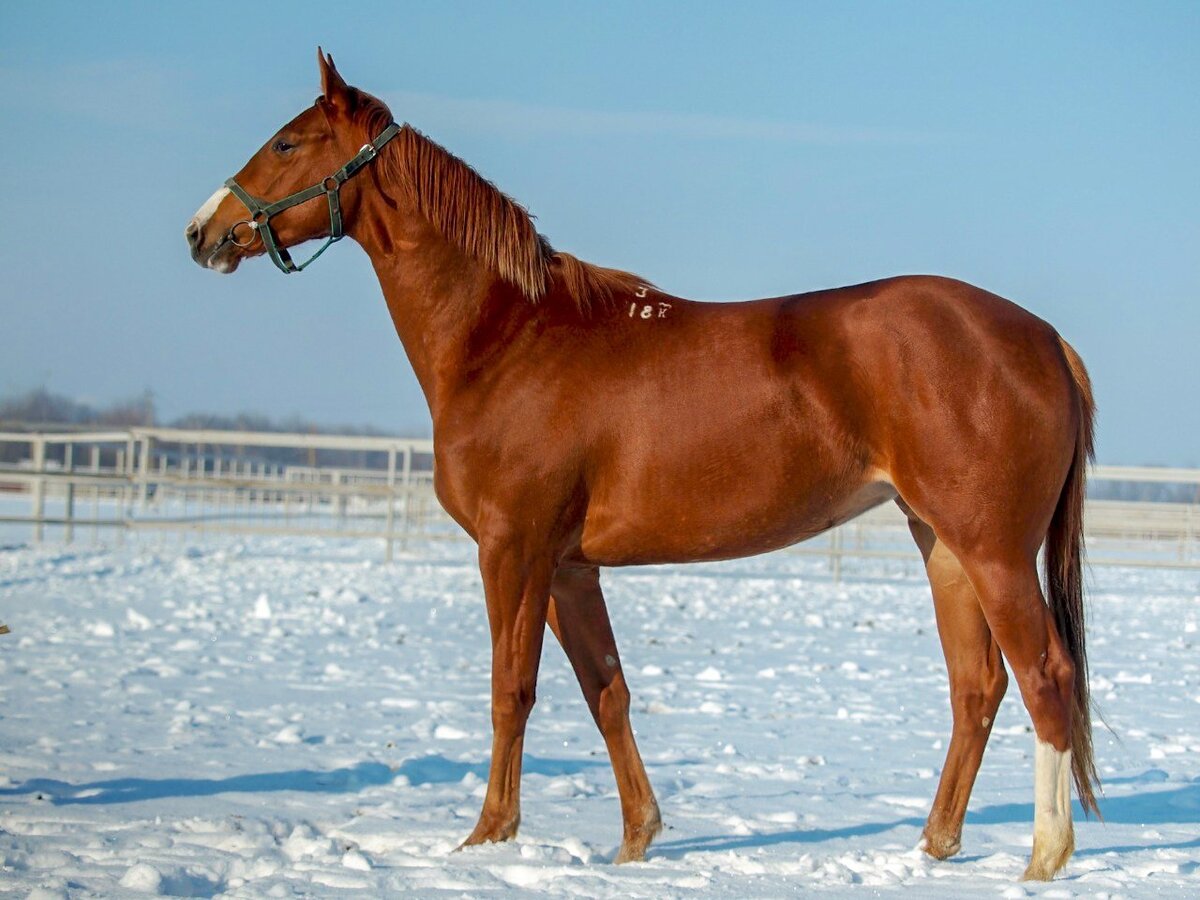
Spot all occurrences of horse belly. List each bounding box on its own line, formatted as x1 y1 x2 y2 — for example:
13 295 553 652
578 467 895 567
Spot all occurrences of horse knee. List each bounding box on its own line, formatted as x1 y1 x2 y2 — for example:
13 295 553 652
951 656 1007 728
597 672 631 734
984 659 1009 712
492 679 537 726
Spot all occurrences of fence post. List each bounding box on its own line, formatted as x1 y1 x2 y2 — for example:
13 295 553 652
384 447 397 562
180 454 190 524
137 435 152 512
401 445 413 549
64 443 75 544
334 470 346 520
31 435 46 544
90 445 100 544
122 436 134 526
1185 503 1195 564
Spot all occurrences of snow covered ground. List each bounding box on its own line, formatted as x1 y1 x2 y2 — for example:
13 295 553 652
1 534 1197 898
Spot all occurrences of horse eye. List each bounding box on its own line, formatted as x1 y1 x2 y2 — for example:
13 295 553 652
272 139 295 154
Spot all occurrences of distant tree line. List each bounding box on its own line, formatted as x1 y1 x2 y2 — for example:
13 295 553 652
0 387 401 436
0 387 158 429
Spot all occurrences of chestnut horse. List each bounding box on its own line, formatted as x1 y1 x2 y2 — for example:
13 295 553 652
187 52 1098 880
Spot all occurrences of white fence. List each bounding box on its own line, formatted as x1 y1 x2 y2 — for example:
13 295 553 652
0 428 440 560
0 427 1197 572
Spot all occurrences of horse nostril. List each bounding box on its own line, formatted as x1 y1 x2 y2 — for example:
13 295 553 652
185 220 201 247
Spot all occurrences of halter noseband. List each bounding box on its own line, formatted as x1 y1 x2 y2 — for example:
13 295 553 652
223 122 402 274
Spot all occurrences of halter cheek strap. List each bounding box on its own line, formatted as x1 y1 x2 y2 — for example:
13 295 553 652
224 122 402 274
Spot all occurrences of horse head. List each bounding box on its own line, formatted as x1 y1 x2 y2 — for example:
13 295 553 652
185 50 393 274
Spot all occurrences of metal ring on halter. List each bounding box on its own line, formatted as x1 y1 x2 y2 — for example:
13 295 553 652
229 220 260 248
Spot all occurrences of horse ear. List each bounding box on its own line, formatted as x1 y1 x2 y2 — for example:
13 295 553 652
317 47 350 108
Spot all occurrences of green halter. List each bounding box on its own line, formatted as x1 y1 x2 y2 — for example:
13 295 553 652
223 122 402 274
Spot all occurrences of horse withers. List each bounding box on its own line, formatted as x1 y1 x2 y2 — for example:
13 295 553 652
186 51 1098 880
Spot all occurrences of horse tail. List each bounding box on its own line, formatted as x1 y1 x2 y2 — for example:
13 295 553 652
1045 335 1100 817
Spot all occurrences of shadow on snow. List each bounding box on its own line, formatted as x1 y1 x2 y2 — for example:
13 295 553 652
3 757 1196 860
0 753 607 806
652 779 1200 861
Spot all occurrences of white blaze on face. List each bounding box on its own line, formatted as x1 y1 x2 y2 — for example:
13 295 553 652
189 186 231 233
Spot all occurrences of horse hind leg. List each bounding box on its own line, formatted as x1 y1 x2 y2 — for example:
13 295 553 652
907 514 1008 860
959 552 1078 880
546 566 662 863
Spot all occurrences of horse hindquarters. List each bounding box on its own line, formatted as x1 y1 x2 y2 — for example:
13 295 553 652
889 321 1097 880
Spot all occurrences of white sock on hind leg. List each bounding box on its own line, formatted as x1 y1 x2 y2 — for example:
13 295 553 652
1026 738 1074 879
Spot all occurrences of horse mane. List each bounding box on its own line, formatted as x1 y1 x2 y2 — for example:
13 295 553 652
354 93 646 315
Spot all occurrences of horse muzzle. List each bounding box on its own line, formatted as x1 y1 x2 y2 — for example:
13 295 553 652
185 218 242 274
186 186 245 274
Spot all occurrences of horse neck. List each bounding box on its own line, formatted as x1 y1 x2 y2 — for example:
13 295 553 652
347 195 534 421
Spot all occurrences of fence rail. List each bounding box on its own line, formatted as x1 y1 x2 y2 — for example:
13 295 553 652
1 427 1197 571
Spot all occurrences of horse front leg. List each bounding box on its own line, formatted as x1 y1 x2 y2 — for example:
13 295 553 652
459 536 554 849
546 565 662 862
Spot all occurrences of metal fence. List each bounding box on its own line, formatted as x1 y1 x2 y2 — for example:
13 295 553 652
0 427 1197 571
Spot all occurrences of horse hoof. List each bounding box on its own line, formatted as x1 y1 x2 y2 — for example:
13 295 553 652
920 828 962 861
1021 836 1074 881
614 804 663 863
457 815 520 851
1022 799 1075 880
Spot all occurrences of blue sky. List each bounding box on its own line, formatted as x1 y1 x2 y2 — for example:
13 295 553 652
1 2 1196 464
